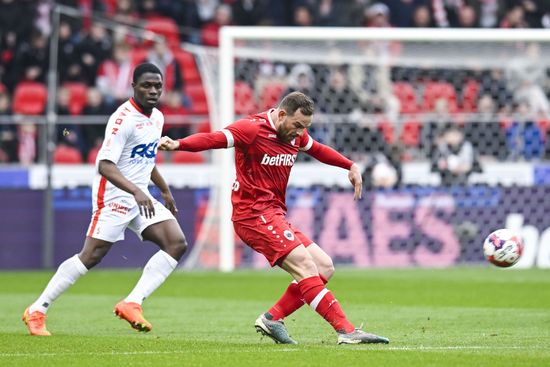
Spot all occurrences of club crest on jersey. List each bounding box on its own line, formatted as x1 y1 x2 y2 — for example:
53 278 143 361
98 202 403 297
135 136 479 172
283 230 295 241
260 153 297 166
131 142 158 158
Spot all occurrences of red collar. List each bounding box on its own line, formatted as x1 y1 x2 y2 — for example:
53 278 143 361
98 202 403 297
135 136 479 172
129 98 152 117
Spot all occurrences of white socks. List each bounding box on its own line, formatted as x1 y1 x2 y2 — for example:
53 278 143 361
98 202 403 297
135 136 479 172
124 250 178 305
29 254 88 314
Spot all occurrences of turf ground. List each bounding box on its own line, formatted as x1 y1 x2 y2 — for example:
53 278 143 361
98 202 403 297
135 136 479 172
0 267 548 366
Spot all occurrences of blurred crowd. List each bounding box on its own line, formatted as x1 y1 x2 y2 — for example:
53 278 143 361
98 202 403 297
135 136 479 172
2 0 550 187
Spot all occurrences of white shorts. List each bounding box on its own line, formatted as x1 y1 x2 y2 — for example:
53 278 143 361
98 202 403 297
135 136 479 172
86 197 176 243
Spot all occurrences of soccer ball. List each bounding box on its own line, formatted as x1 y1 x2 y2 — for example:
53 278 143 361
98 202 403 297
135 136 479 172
483 229 523 268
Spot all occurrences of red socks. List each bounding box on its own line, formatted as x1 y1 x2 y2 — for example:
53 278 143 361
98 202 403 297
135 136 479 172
297 276 355 333
267 275 329 321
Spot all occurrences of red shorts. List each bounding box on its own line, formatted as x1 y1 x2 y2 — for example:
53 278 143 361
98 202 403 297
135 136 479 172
233 212 314 267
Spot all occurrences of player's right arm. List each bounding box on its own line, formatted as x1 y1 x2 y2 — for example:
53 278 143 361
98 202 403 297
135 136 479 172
96 109 155 218
158 119 259 151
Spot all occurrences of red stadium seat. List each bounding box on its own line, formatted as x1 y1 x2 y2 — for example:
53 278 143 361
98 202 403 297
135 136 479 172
377 119 395 144
422 82 458 113
155 150 165 164
54 145 83 164
12 82 47 115
144 17 180 49
197 120 211 134
184 83 209 115
87 145 100 164
234 81 257 115
131 47 149 65
259 81 286 110
174 50 201 84
461 79 480 112
172 151 205 164
400 119 421 147
64 82 88 115
392 82 419 114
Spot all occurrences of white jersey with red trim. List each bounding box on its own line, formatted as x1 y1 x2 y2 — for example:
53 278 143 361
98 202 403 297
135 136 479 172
91 98 164 210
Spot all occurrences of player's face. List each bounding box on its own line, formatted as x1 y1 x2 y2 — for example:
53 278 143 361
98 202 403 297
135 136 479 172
132 72 163 109
277 109 312 143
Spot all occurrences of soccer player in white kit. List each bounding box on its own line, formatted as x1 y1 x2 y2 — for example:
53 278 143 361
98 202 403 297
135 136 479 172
22 63 187 336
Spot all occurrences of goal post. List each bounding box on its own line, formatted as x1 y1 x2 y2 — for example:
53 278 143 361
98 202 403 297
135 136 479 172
215 27 550 272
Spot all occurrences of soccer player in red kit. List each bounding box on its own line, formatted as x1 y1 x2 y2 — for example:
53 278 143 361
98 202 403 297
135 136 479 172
159 91 389 345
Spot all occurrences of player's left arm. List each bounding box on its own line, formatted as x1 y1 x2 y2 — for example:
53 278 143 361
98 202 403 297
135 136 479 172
302 136 363 200
150 165 178 214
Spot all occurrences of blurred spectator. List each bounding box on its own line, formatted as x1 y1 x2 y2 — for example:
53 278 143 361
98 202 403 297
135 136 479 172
56 86 84 153
12 31 49 84
194 0 220 23
506 101 544 161
383 0 425 27
506 42 550 116
112 0 140 24
431 125 482 187
96 42 134 107
0 0 36 52
312 0 354 27
478 69 514 113
58 20 84 83
363 2 392 27
362 144 403 189
137 0 162 19
146 40 184 93
231 0 269 26
457 5 478 27
160 90 191 138
464 94 507 160
318 67 360 114
17 121 37 165
81 87 111 155
420 97 454 156
283 64 317 101
201 4 232 47
500 5 528 28
77 22 113 86
412 5 434 27
293 5 314 26
0 90 18 162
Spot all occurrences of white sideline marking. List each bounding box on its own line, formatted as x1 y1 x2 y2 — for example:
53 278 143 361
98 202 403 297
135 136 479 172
0 345 544 357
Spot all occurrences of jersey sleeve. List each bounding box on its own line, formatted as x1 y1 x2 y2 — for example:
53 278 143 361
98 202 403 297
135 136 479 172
298 129 314 151
96 112 131 165
304 138 354 170
223 119 260 148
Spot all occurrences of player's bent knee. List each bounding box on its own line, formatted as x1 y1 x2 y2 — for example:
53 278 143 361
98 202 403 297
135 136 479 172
319 262 335 280
166 236 187 260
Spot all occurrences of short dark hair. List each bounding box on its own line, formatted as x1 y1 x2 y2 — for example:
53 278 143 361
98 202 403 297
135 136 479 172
279 91 314 116
132 63 163 83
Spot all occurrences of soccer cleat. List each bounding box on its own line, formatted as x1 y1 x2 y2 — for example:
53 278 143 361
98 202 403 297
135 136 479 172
337 328 390 345
113 301 152 332
254 314 298 344
22 307 51 336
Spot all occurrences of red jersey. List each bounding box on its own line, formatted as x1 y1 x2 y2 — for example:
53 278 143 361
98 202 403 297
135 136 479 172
176 109 354 222
223 110 312 221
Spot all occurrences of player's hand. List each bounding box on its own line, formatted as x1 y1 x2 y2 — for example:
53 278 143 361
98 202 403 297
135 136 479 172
161 190 178 215
158 136 180 151
348 163 363 200
133 189 155 218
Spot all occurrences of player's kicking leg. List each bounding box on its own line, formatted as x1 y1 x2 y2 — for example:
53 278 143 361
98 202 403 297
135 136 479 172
256 244 333 344
113 218 186 333
23 238 111 336
280 245 389 345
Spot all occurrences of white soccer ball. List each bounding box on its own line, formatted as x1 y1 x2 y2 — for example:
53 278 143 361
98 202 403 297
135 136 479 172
483 229 524 268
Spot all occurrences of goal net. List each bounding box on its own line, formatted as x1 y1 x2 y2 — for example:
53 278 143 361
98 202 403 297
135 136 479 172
183 27 550 271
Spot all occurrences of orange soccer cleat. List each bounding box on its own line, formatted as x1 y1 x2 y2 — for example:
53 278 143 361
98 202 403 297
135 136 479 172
113 301 152 332
22 307 51 336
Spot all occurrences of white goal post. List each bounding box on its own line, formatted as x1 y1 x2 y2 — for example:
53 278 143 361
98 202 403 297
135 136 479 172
217 27 550 272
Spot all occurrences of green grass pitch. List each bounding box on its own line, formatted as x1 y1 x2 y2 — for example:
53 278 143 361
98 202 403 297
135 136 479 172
0 267 548 366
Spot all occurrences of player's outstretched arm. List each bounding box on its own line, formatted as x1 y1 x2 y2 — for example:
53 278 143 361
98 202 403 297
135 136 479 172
98 160 155 218
151 165 178 214
348 163 363 200
159 131 230 152
158 136 180 151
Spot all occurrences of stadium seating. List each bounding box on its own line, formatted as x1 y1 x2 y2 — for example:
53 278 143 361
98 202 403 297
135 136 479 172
12 82 48 115
461 79 480 112
259 81 286 110
422 81 459 113
172 151 205 164
54 145 83 164
184 83 209 115
64 82 88 115
392 82 419 114
174 50 201 84
144 17 180 49
234 81 257 115
87 145 100 164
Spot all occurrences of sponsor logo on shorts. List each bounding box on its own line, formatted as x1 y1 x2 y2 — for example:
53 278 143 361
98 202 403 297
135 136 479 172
283 230 295 241
260 153 297 167
109 202 130 215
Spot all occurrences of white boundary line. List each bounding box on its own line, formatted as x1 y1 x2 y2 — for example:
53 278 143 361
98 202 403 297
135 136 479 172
0 345 546 357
